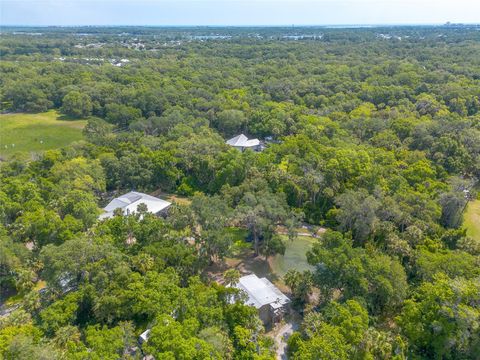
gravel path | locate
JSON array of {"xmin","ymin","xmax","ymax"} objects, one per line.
[{"xmin": 272, "ymin": 314, "xmax": 301, "ymax": 359}]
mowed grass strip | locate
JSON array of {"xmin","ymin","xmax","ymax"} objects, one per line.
[
  {"xmin": 0, "ymin": 110, "xmax": 86, "ymax": 158},
  {"xmin": 464, "ymin": 199, "xmax": 480, "ymax": 242}
]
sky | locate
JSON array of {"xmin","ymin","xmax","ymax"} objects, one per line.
[{"xmin": 1, "ymin": 0, "xmax": 479, "ymax": 26}]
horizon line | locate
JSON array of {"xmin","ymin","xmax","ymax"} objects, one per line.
[{"xmin": 2, "ymin": 22, "xmax": 480, "ymax": 28}]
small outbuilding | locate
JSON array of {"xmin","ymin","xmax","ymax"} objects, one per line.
[
  {"xmin": 138, "ymin": 328, "xmax": 151, "ymax": 344},
  {"xmin": 99, "ymin": 191, "xmax": 171, "ymax": 220},
  {"xmin": 236, "ymin": 274, "xmax": 290, "ymax": 326},
  {"xmin": 226, "ymin": 134, "xmax": 261, "ymax": 152}
]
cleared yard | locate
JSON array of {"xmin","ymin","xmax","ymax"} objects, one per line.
[
  {"xmin": 0, "ymin": 110, "xmax": 86, "ymax": 158},
  {"xmin": 206, "ymin": 229, "xmax": 318, "ymax": 291},
  {"xmin": 149, "ymin": 190, "xmax": 193, "ymax": 206},
  {"xmin": 464, "ymin": 199, "xmax": 480, "ymax": 242},
  {"xmin": 270, "ymin": 235, "xmax": 316, "ymax": 278}
]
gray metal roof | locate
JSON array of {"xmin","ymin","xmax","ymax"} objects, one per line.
[
  {"xmin": 100, "ymin": 191, "xmax": 171, "ymax": 220},
  {"xmin": 226, "ymin": 134, "xmax": 260, "ymax": 148},
  {"xmin": 236, "ymin": 274, "xmax": 290, "ymax": 309}
]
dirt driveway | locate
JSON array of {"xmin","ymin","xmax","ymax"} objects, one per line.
[{"xmin": 270, "ymin": 312, "xmax": 301, "ymax": 359}]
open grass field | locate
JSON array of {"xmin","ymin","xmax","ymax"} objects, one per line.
[
  {"xmin": 0, "ymin": 110, "xmax": 86, "ymax": 158},
  {"xmin": 464, "ymin": 199, "xmax": 480, "ymax": 242},
  {"xmin": 270, "ymin": 235, "xmax": 316, "ymax": 277}
]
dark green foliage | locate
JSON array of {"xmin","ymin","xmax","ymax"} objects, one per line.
[
  {"xmin": 61, "ymin": 91, "xmax": 92, "ymax": 118},
  {"xmin": 307, "ymin": 231, "xmax": 408, "ymax": 315},
  {"xmin": 397, "ymin": 274, "xmax": 480, "ymax": 359},
  {"xmin": 1, "ymin": 26, "xmax": 479, "ymax": 360}
]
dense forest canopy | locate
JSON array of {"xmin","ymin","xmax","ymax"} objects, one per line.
[{"xmin": 0, "ymin": 25, "xmax": 479, "ymax": 359}]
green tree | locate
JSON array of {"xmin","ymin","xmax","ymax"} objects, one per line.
[
  {"xmin": 307, "ymin": 231, "xmax": 408, "ymax": 315},
  {"xmin": 414, "ymin": 247, "xmax": 480, "ymax": 281},
  {"xmin": 397, "ymin": 274, "xmax": 480, "ymax": 359},
  {"xmin": 334, "ymin": 189, "xmax": 380, "ymax": 245},
  {"xmin": 284, "ymin": 269, "xmax": 313, "ymax": 306},
  {"xmin": 143, "ymin": 315, "xmax": 221, "ymax": 359},
  {"xmin": 82, "ymin": 117, "xmax": 114, "ymax": 145},
  {"xmin": 61, "ymin": 91, "xmax": 92, "ymax": 118},
  {"xmin": 83, "ymin": 322, "xmax": 136, "ymax": 360},
  {"xmin": 13, "ymin": 209, "xmax": 80, "ymax": 247},
  {"xmin": 439, "ymin": 191, "xmax": 467, "ymax": 229},
  {"xmin": 223, "ymin": 269, "xmax": 241, "ymax": 286},
  {"xmin": 215, "ymin": 109, "xmax": 246, "ymax": 136},
  {"xmin": 105, "ymin": 103, "xmax": 143, "ymax": 127},
  {"xmin": 50, "ymin": 157, "xmax": 106, "ymax": 195},
  {"xmin": 57, "ymin": 189, "xmax": 100, "ymax": 229},
  {"xmin": 3, "ymin": 81, "xmax": 52, "ymax": 112},
  {"xmin": 288, "ymin": 323, "xmax": 350, "ymax": 360},
  {"xmin": 322, "ymin": 300, "xmax": 369, "ymax": 347},
  {"xmin": 233, "ymin": 179, "xmax": 295, "ymax": 257},
  {"xmin": 39, "ymin": 292, "xmax": 80, "ymax": 336}
]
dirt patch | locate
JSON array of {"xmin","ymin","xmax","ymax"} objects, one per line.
[
  {"xmin": 151, "ymin": 191, "xmax": 192, "ymax": 206},
  {"xmin": 205, "ymin": 252, "xmax": 282, "ymax": 285}
]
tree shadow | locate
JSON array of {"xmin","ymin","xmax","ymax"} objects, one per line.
[
  {"xmin": 237, "ymin": 255, "xmax": 280, "ymax": 283},
  {"xmin": 57, "ymin": 114, "xmax": 83, "ymax": 121},
  {"xmin": 204, "ymin": 253, "xmax": 280, "ymax": 284}
]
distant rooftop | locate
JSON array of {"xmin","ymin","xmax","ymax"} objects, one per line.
[
  {"xmin": 226, "ymin": 134, "xmax": 260, "ymax": 148},
  {"xmin": 139, "ymin": 329, "xmax": 151, "ymax": 344},
  {"xmin": 99, "ymin": 191, "xmax": 171, "ymax": 220},
  {"xmin": 236, "ymin": 274, "xmax": 290, "ymax": 309}
]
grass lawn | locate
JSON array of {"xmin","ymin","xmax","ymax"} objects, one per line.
[
  {"xmin": 226, "ymin": 227, "xmax": 250, "ymax": 255},
  {"xmin": 464, "ymin": 199, "xmax": 480, "ymax": 242},
  {"xmin": 270, "ymin": 235, "xmax": 317, "ymax": 278},
  {"xmin": 0, "ymin": 110, "xmax": 86, "ymax": 158}
]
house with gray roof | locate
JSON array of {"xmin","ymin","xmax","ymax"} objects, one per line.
[
  {"xmin": 226, "ymin": 134, "xmax": 261, "ymax": 151},
  {"xmin": 99, "ymin": 191, "xmax": 171, "ymax": 220},
  {"xmin": 236, "ymin": 274, "xmax": 290, "ymax": 326}
]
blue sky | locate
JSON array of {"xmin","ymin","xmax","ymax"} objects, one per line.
[{"xmin": 1, "ymin": 0, "xmax": 479, "ymax": 26}]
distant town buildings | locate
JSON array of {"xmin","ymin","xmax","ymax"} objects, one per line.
[{"xmin": 99, "ymin": 191, "xmax": 171, "ymax": 220}]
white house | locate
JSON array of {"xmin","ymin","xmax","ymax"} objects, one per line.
[
  {"xmin": 235, "ymin": 274, "xmax": 290, "ymax": 326},
  {"xmin": 99, "ymin": 191, "xmax": 171, "ymax": 220},
  {"xmin": 226, "ymin": 134, "xmax": 261, "ymax": 151}
]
